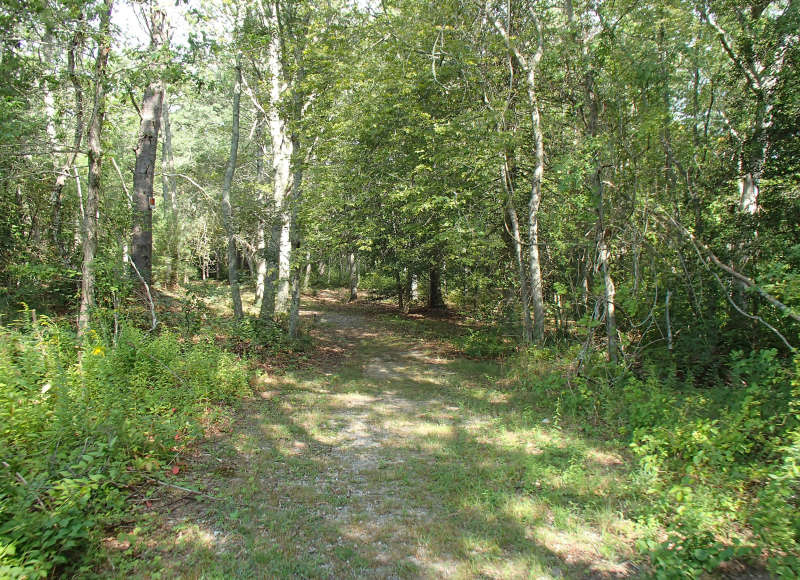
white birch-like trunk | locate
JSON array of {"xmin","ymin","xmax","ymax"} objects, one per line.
[
  {"xmin": 503, "ymin": 156, "xmax": 534, "ymax": 343},
  {"xmin": 491, "ymin": 9, "xmax": 545, "ymax": 342},
  {"xmin": 261, "ymin": 2, "xmax": 294, "ymax": 320},
  {"xmin": 348, "ymin": 252, "xmax": 358, "ymax": 302},
  {"xmin": 254, "ymin": 114, "xmax": 268, "ymax": 306}
]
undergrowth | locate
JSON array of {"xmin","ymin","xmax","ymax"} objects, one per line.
[
  {"xmin": 0, "ymin": 311, "xmax": 251, "ymax": 578},
  {"xmin": 511, "ymin": 346, "xmax": 800, "ymax": 577}
]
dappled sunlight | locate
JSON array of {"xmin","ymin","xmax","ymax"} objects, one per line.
[
  {"xmin": 105, "ymin": 295, "xmax": 649, "ymax": 578},
  {"xmin": 531, "ymin": 526, "xmax": 634, "ymax": 576}
]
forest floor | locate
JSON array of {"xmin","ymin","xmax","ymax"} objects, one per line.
[{"xmin": 97, "ymin": 289, "xmax": 651, "ymax": 579}]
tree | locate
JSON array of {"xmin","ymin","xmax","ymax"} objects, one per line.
[
  {"xmin": 78, "ymin": 0, "xmax": 113, "ymax": 337},
  {"xmin": 131, "ymin": 5, "xmax": 166, "ymax": 287},
  {"xmin": 221, "ymin": 54, "xmax": 244, "ymax": 319}
]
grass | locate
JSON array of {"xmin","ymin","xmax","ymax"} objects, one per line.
[{"xmin": 93, "ymin": 288, "xmax": 654, "ymax": 579}]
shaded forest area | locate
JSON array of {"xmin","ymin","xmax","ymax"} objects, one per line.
[{"xmin": 1, "ymin": 0, "xmax": 799, "ymax": 577}]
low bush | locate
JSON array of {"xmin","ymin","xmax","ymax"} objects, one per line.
[
  {"xmin": 0, "ymin": 312, "xmax": 250, "ymax": 578},
  {"xmin": 510, "ymin": 347, "xmax": 800, "ymax": 577},
  {"xmin": 454, "ymin": 328, "xmax": 517, "ymax": 359}
]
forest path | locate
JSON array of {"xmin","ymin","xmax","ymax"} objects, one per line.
[{"xmin": 110, "ymin": 291, "xmax": 642, "ymax": 579}]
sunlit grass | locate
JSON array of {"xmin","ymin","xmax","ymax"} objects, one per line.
[{"xmin": 98, "ymin": 291, "xmax": 653, "ymax": 579}]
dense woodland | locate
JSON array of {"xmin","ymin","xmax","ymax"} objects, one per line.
[{"xmin": 1, "ymin": 0, "xmax": 799, "ymax": 577}]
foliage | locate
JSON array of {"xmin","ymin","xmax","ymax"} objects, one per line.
[
  {"xmin": 454, "ymin": 328, "xmax": 517, "ymax": 359},
  {"xmin": 510, "ymin": 347, "xmax": 800, "ymax": 575},
  {"xmin": 0, "ymin": 313, "xmax": 250, "ymax": 577}
]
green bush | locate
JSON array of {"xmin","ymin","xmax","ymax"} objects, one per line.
[
  {"xmin": 0, "ymin": 314, "xmax": 250, "ymax": 577},
  {"xmin": 510, "ymin": 347, "xmax": 800, "ymax": 575},
  {"xmin": 455, "ymin": 328, "xmax": 516, "ymax": 359}
]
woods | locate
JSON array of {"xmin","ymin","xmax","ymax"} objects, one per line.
[{"xmin": 1, "ymin": 0, "xmax": 799, "ymax": 577}]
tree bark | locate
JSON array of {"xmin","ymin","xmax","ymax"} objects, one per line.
[
  {"xmin": 428, "ymin": 265, "xmax": 445, "ymax": 309},
  {"xmin": 503, "ymin": 154, "xmax": 534, "ymax": 343},
  {"xmin": 491, "ymin": 8, "xmax": 545, "ymax": 342},
  {"xmin": 131, "ymin": 8, "xmax": 166, "ymax": 287},
  {"xmin": 260, "ymin": 1, "xmax": 294, "ymax": 321},
  {"xmin": 348, "ymin": 252, "xmax": 358, "ymax": 301},
  {"xmin": 303, "ymin": 250, "xmax": 312, "ymax": 291},
  {"xmin": 222, "ymin": 56, "xmax": 244, "ymax": 320},
  {"xmin": 586, "ymin": 70, "xmax": 618, "ymax": 363},
  {"xmin": 161, "ymin": 87, "xmax": 180, "ymax": 287},
  {"xmin": 77, "ymin": 0, "xmax": 112, "ymax": 338},
  {"xmin": 254, "ymin": 112, "xmax": 269, "ymax": 306},
  {"xmin": 287, "ymin": 131, "xmax": 304, "ymax": 337}
]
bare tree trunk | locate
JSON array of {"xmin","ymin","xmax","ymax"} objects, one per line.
[
  {"xmin": 502, "ymin": 154, "xmax": 534, "ymax": 343},
  {"xmin": 161, "ymin": 87, "xmax": 180, "ymax": 287},
  {"xmin": 254, "ymin": 113, "xmax": 268, "ymax": 306},
  {"xmin": 287, "ymin": 131, "xmax": 304, "ymax": 336},
  {"xmin": 491, "ymin": 9, "xmax": 545, "ymax": 342},
  {"xmin": 397, "ymin": 272, "xmax": 406, "ymax": 312},
  {"xmin": 222, "ymin": 56, "xmax": 244, "ymax": 320},
  {"xmin": 526, "ymin": 68, "xmax": 545, "ymax": 342},
  {"xmin": 77, "ymin": 0, "xmax": 112, "ymax": 338},
  {"xmin": 428, "ymin": 265, "xmax": 445, "ymax": 309},
  {"xmin": 260, "ymin": 2, "xmax": 294, "ymax": 321},
  {"xmin": 586, "ymin": 70, "xmax": 618, "ymax": 363},
  {"xmin": 131, "ymin": 8, "xmax": 165, "ymax": 287},
  {"xmin": 303, "ymin": 251, "xmax": 312, "ymax": 291},
  {"xmin": 348, "ymin": 252, "xmax": 358, "ymax": 301},
  {"xmin": 50, "ymin": 26, "xmax": 84, "ymax": 261}
]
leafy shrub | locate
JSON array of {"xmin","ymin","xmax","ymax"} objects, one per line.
[
  {"xmin": 455, "ymin": 328, "xmax": 516, "ymax": 359},
  {"xmin": 509, "ymin": 347, "xmax": 800, "ymax": 575},
  {"xmin": 0, "ymin": 314, "xmax": 250, "ymax": 577}
]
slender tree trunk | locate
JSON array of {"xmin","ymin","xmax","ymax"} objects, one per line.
[
  {"xmin": 254, "ymin": 113, "xmax": 268, "ymax": 306},
  {"xmin": 303, "ymin": 251, "xmax": 312, "ymax": 291},
  {"xmin": 492, "ymin": 9, "xmax": 545, "ymax": 342},
  {"xmin": 131, "ymin": 8, "xmax": 165, "ymax": 286},
  {"xmin": 222, "ymin": 56, "xmax": 244, "ymax": 320},
  {"xmin": 77, "ymin": 0, "xmax": 112, "ymax": 338},
  {"xmin": 526, "ymin": 66, "xmax": 545, "ymax": 342},
  {"xmin": 161, "ymin": 87, "xmax": 180, "ymax": 287},
  {"xmin": 586, "ymin": 70, "xmax": 618, "ymax": 362},
  {"xmin": 397, "ymin": 271, "xmax": 405, "ymax": 312},
  {"xmin": 287, "ymin": 131, "xmax": 304, "ymax": 337},
  {"xmin": 348, "ymin": 252, "xmax": 358, "ymax": 301},
  {"xmin": 503, "ymin": 155, "xmax": 534, "ymax": 343},
  {"xmin": 52, "ymin": 26, "xmax": 84, "ymax": 261}
]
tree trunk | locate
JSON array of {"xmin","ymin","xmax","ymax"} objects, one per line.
[
  {"xmin": 131, "ymin": 9, "xmax": 165, "ymax": 287},
  {"xmin": 526, "ymin": 65, "xmax": 545, "ymax": 342},
  {"xmin": 50, "ymin": 26, "xmax": 84, "ymax": 262},
  {"xmin": 287, "ymin": 130, "xmax": 304, "ymax": 337},
  {"xmin": 260, "ymin": 2, "xmax": 294, "ymax": 321},
  {"xmin": 222, "ymin": 56, "xmax": 243, "ymax": 320},
  {"xmin": 428, "ymin": 265, "xmax": 445, "ymax": 309},
  {"xmin": 161, "ymin": 87, "xmax": 180, "ymax": 287},
  {"xmin": 303, "ymin": 251, "xmax": 312, "ymax": 291},
  {"xmin": 397, "ymin": 272, "xmax": 406, "ymax": 312},
  {"xmin": 348, "ymin": 252, "xmax": 358, "ymax": 301},
  {"xmin": 586, "ymin": 70, "xmax": 618, "ymax": 363},
  {"xmin": 77, "ymin": 0, "xmax": 112, "ymax": 338},
  {"xmin": 254, "ymin": 112, "xmax": 268, "ymax": 306},
  {"xmin": 503, "ymin": 154, "xmax": 534, "ymax": 343},
  {"xmin": 491, "ymin": 10, "xmax": 545, "ymax": 342}
]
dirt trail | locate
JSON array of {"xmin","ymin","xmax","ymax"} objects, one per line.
[{"xmin": 110, "ymin": 293, "xmax": 641, "ymax": 580}]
